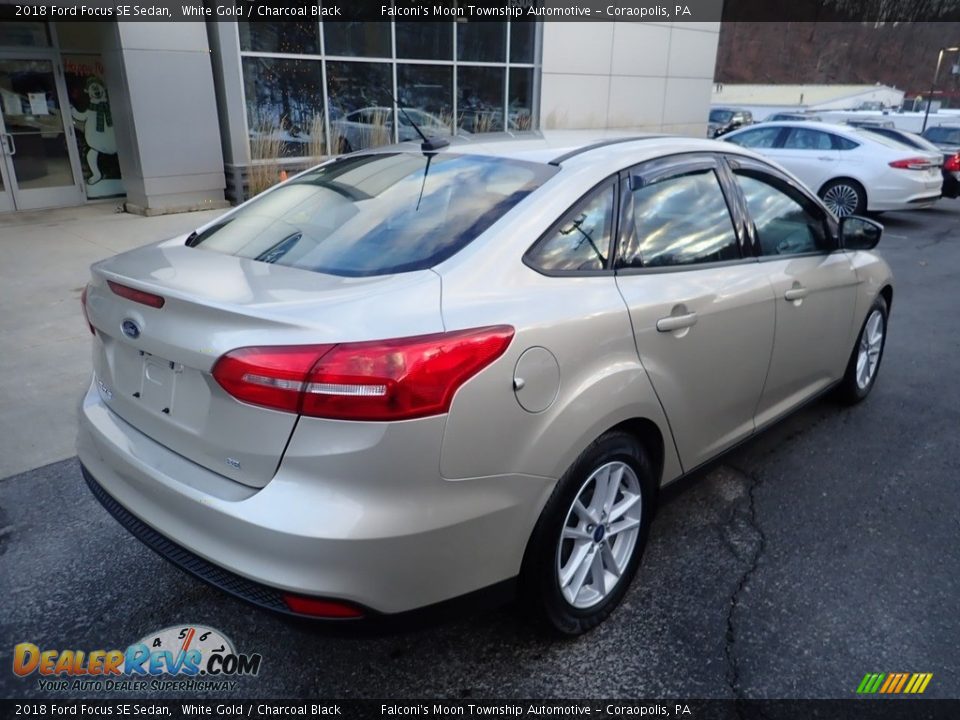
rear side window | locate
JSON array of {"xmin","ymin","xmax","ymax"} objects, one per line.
[
  {"xmin": 783, "ymin": 128, "xmax": 832, "ymax": 150},
  {"xmin": 619, "ymin": 168, "xmax": 740, "ymax": 268},
  {"xmin": 734, "ymin": 170, "xmax": 831, "ymax": 256},
  {"xmin": 525, "ymin": 183, "xmax": 615, "ymax": 272},
  {"xmin": 832, "ymin": 135, "xmax": 859, "ymax": 150},
  {"xmin": 189, "ymin": 153, "xmax": 556, "ymax": 277},
  {"xmin": 725, "ymin": 126, "xmax": 781, "ymax": 149}
]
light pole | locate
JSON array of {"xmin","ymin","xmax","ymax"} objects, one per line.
[{"xmin": 922, "ymin": 46, "xmax": 960, "ymax": 133}]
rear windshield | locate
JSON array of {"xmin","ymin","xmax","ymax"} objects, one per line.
[
  {"xmin": 850, "ymin": 128, "xmax": 912, "ymax": 149},
  {"xmin": 189, "ymin": 153, "xmax": 556, "ymax": 276},
  {"xmin": 924, "ymin": 126, "xmax": 960, "ymax": 145},
  {"xmin": 710, "ymin": 109, "xmax": 733, "ymax": 123},
  {"xmin": 860, "ymin": 128, "xmax": 930, "ymax": 151}
]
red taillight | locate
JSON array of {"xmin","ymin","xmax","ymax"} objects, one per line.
[
  {"xmin": 944, "ymin": 153, "xmax": 960, "ymax": 172},
  {"xmin": 211, "ymin": 345, "xmax": 335, "ymax": 414},
  {"xmin": 282, "ymin": 595, "xmax": 364, "ymax": 619},
  {"xmin": 888, "ymin": 157, "xmax": 936, "ymax": 170},
  {"xmin": 107, "ymin": 280, "xmax": 165, "ymax": 308},
  {"xmin": 211, "ymin": 325, "xmax": 514, "ymax": 421},
  {"xmin": 80, "ymin": 284, "xmax": 95, "ymax": 335}
]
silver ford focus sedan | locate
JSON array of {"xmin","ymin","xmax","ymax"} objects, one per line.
[{"xmin": 78, "ymin": 132, "xmax": 892, "ymax": 634}]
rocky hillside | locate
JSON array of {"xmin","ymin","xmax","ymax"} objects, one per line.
[{"xmin": 716, "ymin": 21, "xmax": 960, "ymax": 103}]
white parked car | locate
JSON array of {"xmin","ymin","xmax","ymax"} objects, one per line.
[{"xmin": 722, "ymin": 121, "xmax": 943, "ymax": 216}]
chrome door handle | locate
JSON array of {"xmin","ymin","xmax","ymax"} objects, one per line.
[
  {"xmin": 2, "ymin": 134, "xmax": 14, "ymax": 156},
  {"xmin": 656, "ymin": 312, "xmax": 698, "ymax": 332},
  {"xmin": 784, "ymin": 287, "xmax": 809, "ymax": 301},
  {"xmin": 817, "ymin": 155, "xmax": 834, "ymax": 161}
]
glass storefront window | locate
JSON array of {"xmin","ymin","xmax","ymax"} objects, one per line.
[
  {"xmin": 63, "ymin": 54, "xmax": 124, "ymax": 198},
  {"xmin": 323, "ymin": 22, "xmax": 390, "ymax": 58},
  {"xmin": 458, "ymin": 66, "xmax": 505, "ymax": 133},
  {"xmin": 242, "ymin": 57, "xmax": 324, "ymax": 157},
  {"xmin": 239, "ymin": 22, "xmax": 319, "ymax": 55},
  {"xmin": 0, "ymin": 22, "xmax": 49, "ymax": 47},
  {"xmin": 457, "ymin": 22, "xmax": 506, "ymax": 63},
  {"xmin": 326, "ymin": 61, "xmax": 394, "ymax": 152},
  {"xmin": 237, "ymin": 21, "xmax": 539, "ymax": 160},
  {"xmin": 395, "ymin": 22, "xmax": 452, "ymax": 60},
  {"xmin": 509, "ymin": 20, "xmax": 536, "ymax": 63},
  {"xmin": 55, "ymin": 22, "xmax": 102, "ymax": 52},
  {"xmin": 509, "ymin": 68, "xmax": 535, "ymax": 131},
  {"xmin": 397, "ymin": 65, "xmax": 453, "ymax": 137}
]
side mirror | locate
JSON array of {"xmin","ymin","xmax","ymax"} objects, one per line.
[{"xmin": 839, "ymin": 215, "xmax": 883, "ymax": 250}]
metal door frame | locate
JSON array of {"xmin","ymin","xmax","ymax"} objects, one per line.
[{"xmin": 0, "ymin": 47, "xmax": 86, "ymax": 211}]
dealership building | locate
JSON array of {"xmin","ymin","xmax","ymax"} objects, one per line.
[{"xmin": 0, "ymin": 19, "xmax": 720, "ymax": 214}]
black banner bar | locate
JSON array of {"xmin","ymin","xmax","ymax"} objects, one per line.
[
  {"xmin": 0, "ymin": 0, "xmax": 959, "ymax": 23},
  {"xmin": 3, "ymin": 700, "xmax": 960, "ymax": 720}
]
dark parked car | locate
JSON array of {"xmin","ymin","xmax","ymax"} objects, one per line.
[
  {"xmin": 708, "ymin": 108, "xmax": 752, "ymax": 138},
  {"xmin": 920, "ymin": 125, "xmax": 960, "ymax": 199}
]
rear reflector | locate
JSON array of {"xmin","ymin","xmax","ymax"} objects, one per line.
[
  {"xmin": 282, "ymin": 595, "xmax": 364, "ymax": 619},
  {"xmin": 107, "ymin": 280, "xmax": 165, "ymax": 308},
  {"xmin": 212, "ymin": 325, "xmax": 514, "ymax": 421},
  {"xmin": 80, "ymin": 284, "xmax": 95, "ymax": 335},
  {"xmin": 888, "ymin": 157, "xmax": 938, "ymax": 170},
  {"xmin": 945, "ymin": 153, "xmax": 960, "ymax": 172}
]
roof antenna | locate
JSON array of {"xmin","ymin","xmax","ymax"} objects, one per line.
[{"xmin": 392, "ymin": 93, "xmax": 450, "ymax": 155}]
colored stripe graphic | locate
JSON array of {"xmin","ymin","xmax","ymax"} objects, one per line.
[
  {"xmin": 894, "ymin": 673, "xmax": 910, "ymax": 693},
  {"xmin": 858, "ymin": 672, "xmax": 932, "ymax": 694}
]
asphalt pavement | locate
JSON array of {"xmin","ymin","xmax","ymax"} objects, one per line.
[{"xmin": 1, "ymin": 202, "xmax": 958, "ymax": 700}]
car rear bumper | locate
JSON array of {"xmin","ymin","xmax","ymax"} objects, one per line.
[
  {"xmin": 868, "ymin": 173, "xmax": 943, "ymax": 211},
  {"xmin": 77, "ymin": 379, "xmax": 554, "ymax": 615}
]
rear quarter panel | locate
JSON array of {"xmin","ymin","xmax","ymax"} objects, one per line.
[
  {"xmin": 433, "ymin": 170, "xmax": 682, "ymax": 491},
  {"xmin": 438, "ymin": 271, "xmax": 679, "ymax": 485}
]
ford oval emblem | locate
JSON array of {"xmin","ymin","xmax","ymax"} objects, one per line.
[{"xmin": 121, "ymin": 319, "xmax": 141, "ymax": 339}]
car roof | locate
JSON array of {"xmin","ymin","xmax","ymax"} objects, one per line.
[
  {"xmin": 363, "ymin": 130, "xmax": 766, "ymax": 168},
  {"xmin": 734, "ymin": 120, "xmax": 855, "ymax": 135}
]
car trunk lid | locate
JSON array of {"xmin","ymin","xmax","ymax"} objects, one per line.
[{"xmin": 84, "ymin": 238, "xmax": 443, "ymax": 488}]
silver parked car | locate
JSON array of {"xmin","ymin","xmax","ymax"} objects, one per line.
[{"xmin": 78, "ymin": 132, "xmax": 893, "ymax": 634}]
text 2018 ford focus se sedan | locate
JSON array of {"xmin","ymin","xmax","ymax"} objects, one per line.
[{"xmin": 78, "ymin": 132, "xmax": 893, "ymax": 634}]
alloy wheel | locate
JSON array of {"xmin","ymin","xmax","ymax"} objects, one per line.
[
  {"xmin": 556, "ymin": 461, "xmax": 643, "ymax": 609},
  {"xmin": 822, "ymin": 184, "xmax": 860, "ymax": 217},
  {"xmin": 856, "ymin": 308, "xmax": 885, "ymax": 390}
]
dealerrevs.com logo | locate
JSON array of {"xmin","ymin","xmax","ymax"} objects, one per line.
[{"xmin": 13, "ymin": 625, "xmax": 262, "ymax": 692}]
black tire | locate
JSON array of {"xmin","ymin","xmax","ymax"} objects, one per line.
[
  {"xmin": 837, "ymin": 295, "xmax": 888, "ymax": 404},
  {"xmin": 819, "ymin": 178, "xmax": 867, "ymax": 217},
  {"xmin": 519, "ymin": 430, "xmax": 657, "ymax": 635}
]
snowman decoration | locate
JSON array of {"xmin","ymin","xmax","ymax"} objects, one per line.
[{"xmin": 71, "ymin": 77, "xmax": 116, "ymax": 185}]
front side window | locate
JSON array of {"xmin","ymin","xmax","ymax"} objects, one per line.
[
  {"xmin": 619, "ymin": 168, "xmax": 740, "ymax": 268},
  {"xmin": 783, "ymin": 128, "xmax": 832, "ymax": 150},
  {"xmin": 190, "ymin": 153, "xmax": 556, "ymax": 277},
  {"xmin": 725, "ymin": 126, "xmax": 781, "ymax": 149},
  {"xmin": 734, "ymin": 170, "xmax": 830, "ymax": 256},
  {"xmin": 525, "ymin": 184, "xmax": 615, "ymax": 272},
  {"xmin": 710, "ymin": 109, "xmax": 733, "ymax": 123}
]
